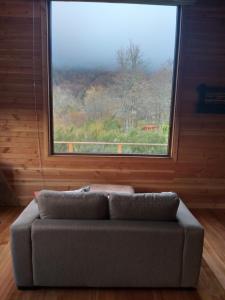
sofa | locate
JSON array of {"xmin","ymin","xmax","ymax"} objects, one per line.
[{"xmin": 10, "ymin": 189, "xmax": 204, "ymax": 289}]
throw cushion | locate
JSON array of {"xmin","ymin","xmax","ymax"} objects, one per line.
[
  {"xmin": 109, "ymin": 192, "xmax": 180, "ymax": 221},
  {"xmin": 36, "ymin": 190, "xmax": 108, "ymax": 220}
]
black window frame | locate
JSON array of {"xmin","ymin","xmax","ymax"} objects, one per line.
[{"xmin": 48, "ymin": 0, "xmax": 181, "ymax": 158}]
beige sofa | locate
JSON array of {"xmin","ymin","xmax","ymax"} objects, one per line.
[{"xmin": 10, "ymin": 191, "xmax": 204, "ymax": 288}]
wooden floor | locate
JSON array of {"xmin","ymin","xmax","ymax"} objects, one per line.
[{"xmin": 0, "ymin": 207, "xmax": 225, "ymax": 300}]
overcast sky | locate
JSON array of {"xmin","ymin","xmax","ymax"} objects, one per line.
[{"xmin": 51, "ymin": 2, "xmax": 177, "ymax": 72}]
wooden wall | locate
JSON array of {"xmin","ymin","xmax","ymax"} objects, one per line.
[{"xmin": 0, "ymin": 0, "xmax": 225, "ymax": 207}]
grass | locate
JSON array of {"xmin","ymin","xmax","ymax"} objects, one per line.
[{"xmin": 53, "ymin": 118, "xmax": 170, "ymax": 155}]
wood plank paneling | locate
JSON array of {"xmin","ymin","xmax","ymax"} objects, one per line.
[{"xmin": 0, "ymin": 0, "xmax": 225, "ymax": 207}]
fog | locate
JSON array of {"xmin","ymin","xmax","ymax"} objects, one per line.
[{"xmin": 51, "ymin": 2, "xmax": 177, "ymax": 71}]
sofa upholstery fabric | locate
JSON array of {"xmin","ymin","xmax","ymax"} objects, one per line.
[
  {"xmin": 10, "ymin": 200, "xmax": 39, "ymax": 287},
  {"xmin": 37, "ymin": 190, "xmax": 108, "ymax": 220},
  {"xmin": 10, "ymin": 198, "xmax": 204, "ymax": 288},
  {"xmin": 32, "ymin": 219, "xmax": 184, "ymax": 287},
  {"xmin": 176, "ymin": 201, "xmax": 204, "ymax": 286},
  {"xmin": 109, "ymin": 192, "xmax": 179, "ymax": 221}
]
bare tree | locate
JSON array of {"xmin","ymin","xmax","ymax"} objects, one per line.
[
  {"xmin": 117, "ymin": 41, "xmax": 143, "ymax": 72},
  {"xmin": 114, "ymin": 42, "xmax": 147, "ymax": 129}
]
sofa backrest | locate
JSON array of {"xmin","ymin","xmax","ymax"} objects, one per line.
[
  {"xmin": 36, "ymin": 190, "xmax": 180, "ymax": 222},
  {"xmin": 109, "ymin": 192, "xmax": 179, "ymax": 221},
  {"xmin": 37, "ymin": 190, "xmax": 108, "ymax": 220}
]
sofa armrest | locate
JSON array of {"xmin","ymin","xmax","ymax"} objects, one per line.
[
  {"xmin": 10, "ymin": 200, "xmax": 39, "ymax": 287},
  {"xmin": 176, "ymin": 200, "xmax": 204, "ymax": 287}
]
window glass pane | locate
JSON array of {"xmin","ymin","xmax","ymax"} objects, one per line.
[{"xmin": 51, "ymin": 1, "xmax": 177, "ymax": 155}]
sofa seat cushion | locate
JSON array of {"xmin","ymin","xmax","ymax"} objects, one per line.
[
  {"xmin": 36, "ymin": 190, "xmax": 108, "ymax": 220},
  {"xmin": 109, "ymin": 192, "xmax": 179, "ymax": 221},
  {"xmin": 31, "ymin": 219, "xmax": 184, "ymax": 287}
]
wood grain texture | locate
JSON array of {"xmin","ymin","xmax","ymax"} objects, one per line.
[
  {"xmin": 1, "ymin": 208, "xmax": 225, "ymax": 299},
  {"xmin": 0, "ymin": 0, "xmax": 225, "ymax": 207}
]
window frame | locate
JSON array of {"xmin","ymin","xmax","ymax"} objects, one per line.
[{"xmin": 43, "ymin": 0, "xmax": 182, "ymax": 159}]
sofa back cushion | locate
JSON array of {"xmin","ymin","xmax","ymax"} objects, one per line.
[
  {"xmin": 34, "ymin": 186, "xmax": 90, "ymax": 202},
  {"xmin": 109, "ymin": 192, "xmax": 179, "ymax": 221},
  {"xmin": 37, "ymin": 190, "xmax": 108, "ymax": 220}
]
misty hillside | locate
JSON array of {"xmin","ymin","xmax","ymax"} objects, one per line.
[{"xmin": 52, "ymin": 44, "xmax": 174, "ymax": 155}]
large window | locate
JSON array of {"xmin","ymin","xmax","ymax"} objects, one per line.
[{"xmin": 50, "ymin": 1, "xmax": 179, "ymax": 156}]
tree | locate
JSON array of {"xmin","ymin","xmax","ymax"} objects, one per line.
[
  {"xmin": 84, "ymin": 85, "xmax": 117, "ymax": 121},
  {"xmin": 113, "ymin": 42, "xmax": 147, "ymax": 130},
  {"xmin": 117, "ymin": 41, "xmax": 143, "ymax": 72},
  {"xmin": 53, "ymin": 85, "xmax": 84, "ymax": 127}
]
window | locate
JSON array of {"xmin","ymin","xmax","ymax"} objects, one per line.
[{"xmin": 49, "ymin": 1, "xmax": 179, "ymax": 156}]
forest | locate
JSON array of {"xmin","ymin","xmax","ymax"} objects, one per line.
[{"xmin": 53, "ymin": 43, "xmax": 174, "ymax": 155}]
